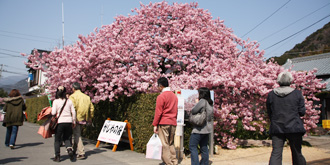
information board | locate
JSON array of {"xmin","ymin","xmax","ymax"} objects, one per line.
[{"xmin": 97, "ymin": 120, "xmax": 127, "ymax": 145}]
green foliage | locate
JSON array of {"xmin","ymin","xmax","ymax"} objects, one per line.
[
  {"xmin": 268, "ymin": 21, "xmax": 330, "ymax": 65},
  {"xmin": 82, "ymin": 94, "xmax": 138, "ymax": 141},
  {"xmin": 82, "ymin": 92, "xmax": 194, "ymax": 154},
  {"xmin": 26, "ymin": 93, "xmax": 270, "ymax": 154},
  {"xmin": 25, "ymin": 96, "xmax": 51, "ymax": 124},
  {"xmin": 126, "ymin": 93, "xmax": 158, "ymax": 153},
  {"xmin": 0, "ymin": 88, "xmax": 8, "ymax": 98},
  {"xmin": 233, "ymin": 120, "xmax": 269, "ymax": 140},
  {"xmin": 183, "ymin": 122, "xmax": 193, "ymax": 154},
  {"xmin": 315, "ymin": 91, "xmax": 330, "ymax": 98}
]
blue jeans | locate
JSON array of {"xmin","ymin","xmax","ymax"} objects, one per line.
[
  {"xmin": 5, "ymin": 125, "xmax": 19, "ymax": 146},
  {"xmin": 189, "ymin": 133, "xmax": 209, "ymax": 165}
]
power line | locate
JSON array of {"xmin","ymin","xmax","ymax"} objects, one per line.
[
  {"xmin": 0, "ymin": 29, "xmax": 59, "ymax": 41},
  {"xmin": 2, "ymin": 64, "xmax": 27, "ymax": 71},
  {"xmin": 0, "ymin": 34, "xmax": 55, "ymax": 44},
  {"xmin": 0, "ymin": 52, "xmax": 25, "ymax": 58},
  {"xmin": 283, "ymin": 49, "xmax": 330, "ymax": 55},
  {"xmin": 0, "ymin": 48, "xmax": 22, "ymax": 54},
  {"xmin": 265, "ymin": 14, "xmax": 330, "ymax": 50},
  {"xmin": 266, "ymin": 48, "xmax": 330, "ymax": 58},
  {"xmin": 242, "ymin": 0, "xmax": 291, "ymax": 38},
  {"xmin": 2, "ymin": 69, "xmax": 27, "ymax": 76},
  {"xmin": 265, "ymin": 27, "xmax": 304, "ymax": 57},
  {"xmin": 259, "ymin": 2, "xmax": 330, "ymax": 42},
  {"xmin": 0, "ymin": 29, "xmax": 76, "ymax": 44}
]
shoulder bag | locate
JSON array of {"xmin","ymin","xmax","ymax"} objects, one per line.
[
  {"xmin": 49, "ymin": 99, "xmax": 67, "ymax": 131},
  {"xmin": 189, "ymin": 99, "xmax": 207, "ymax": 126}
]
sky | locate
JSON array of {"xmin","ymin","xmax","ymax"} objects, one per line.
[{"xmin": 0, "ymin": 0, "xmax": 329, "ymax": 79}]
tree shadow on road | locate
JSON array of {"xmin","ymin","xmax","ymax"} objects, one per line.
[
  {"xmin": 14, "ymin": 142, "xmax": 44, "ymax": 149},
  {"xmin": 308, "ymin": 158, "xmax": 330, "ymax": 164},
  {"xmin": 101, "ymin": 142, "xmax": 132, "ymax": 151},
  {"xmin": 83, "ymin": 148, "xmax": 107, "ymax": 160},
  {"xmin": 0, "ymin": 157, "xmax": 28, "ymax": 164}
]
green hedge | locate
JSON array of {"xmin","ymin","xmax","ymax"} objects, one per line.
[
  {"xmin": 24, "ymin": 93, "xmax": 201, "ymax": 154},
  {"xmin": 25, "ymin": 95, "xmax": 51, "ymax": 124},
  {"xmin": 82, "ymin": 93, "xmax": 193, "ymax": 154}
]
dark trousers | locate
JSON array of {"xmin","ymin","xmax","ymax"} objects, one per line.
[
  {"xmin": 189, "ymin": 133, "xmax": 209, "ymax": 165},
  {"xmin": 269, "ymin": 133, "xmax": 306, "ymax": 165},
  {"xmin": 54, "ymin": 123, "xmax": 73, "ymax": 156}
]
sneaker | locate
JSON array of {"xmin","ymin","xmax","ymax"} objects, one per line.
[
  {"xmin": 53, "ymin": 155, "xmax": 60, "ymax": 162},
  {"xmin": 9, "ymin": 145, "xmax": 14, "ymax": 149},
  {"xmin": 67, "ymin": 148, "xmax": 74, "ymax": 160},
  {"xmin": 76, "ymin": 154, "xmax": 86, "ymax": 160}
]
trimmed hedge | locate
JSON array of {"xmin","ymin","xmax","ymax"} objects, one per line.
[
  {"xmin": 82, "ymin": 92, "xmax": 193, "ymax": 154},
  {"xmin": 25, "ymin": 95, "xmax": 51, "ymax": 124},
  {"xmin": 24, "ymin": 93, "xmax": 270, "ymax": 154},
  {"xmin": 24, "ymin": 93, "xmax": 195, "ymax": 154}
]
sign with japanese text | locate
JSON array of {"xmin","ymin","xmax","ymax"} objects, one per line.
[{"xmin": 97, "ymin": 120, "xmax": 127, "ymax": 145}]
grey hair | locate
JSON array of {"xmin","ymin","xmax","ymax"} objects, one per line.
[
  {"xmin": 72, "ymin": 82, "xmax": 81, "ymax": 90},
  {"xmin": 277, "ymin": 71, "xmax": 293, "ymax": 86}
]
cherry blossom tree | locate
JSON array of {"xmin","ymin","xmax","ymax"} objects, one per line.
[
  {"xmin": 23, "ymin": 1, "xmax": 326, "ymax": 149},
  {"xmin": 184, "ymin": 93, "xmax": 198, "ymax": 112}
]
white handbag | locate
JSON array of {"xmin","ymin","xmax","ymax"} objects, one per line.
[{"xmin": 146, "ymin": 133, "xmax": 162, "ymax": 160}]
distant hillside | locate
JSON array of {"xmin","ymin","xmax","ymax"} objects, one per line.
[
  {"xmin": 271, "ymin": 21, "xmax": 330, "ymax": 65},
  {"xmin": 0, "ymin": 78, "xmax": 28, "ymax": 94},
  {"xmin": 0, "ymin": 75, "xmax": 27, "ymax": 85}
]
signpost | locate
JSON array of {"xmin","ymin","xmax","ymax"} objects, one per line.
[{"xmin": 96, "ymin": 118, "xmax": 134, "ymax": 152}]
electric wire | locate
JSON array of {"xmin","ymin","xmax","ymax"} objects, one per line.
[
  {"xmin": 2, "ymin": 64, "xmax": 27, "ymax": 71},
  {"xmin": 0, "ymin": 29, "xmax": 59, "ymax": 41},
  {"xmin": 0, "ymin": 48, "xmax": 22, "ymax": 54},
  {"xmin": 242, "ymin": 0, "xmax": 291, "ymax": 38},
  {"xmin": 264, "ymin": 14, "xmax": 330, "ymax": 50},
  {"xmin": 1, "ymin": 69, "xmax": 26, "ymax": 76},
  {"xmin": 0, "ymin": 34, "xmax": 55, "ymax": 44},
  {"xmin": 259, "ymin": 2, "xmax": 330, "ymax": 42},
  {"xmin": 0, "ymin": 52, "xmax": 25, "ymax": 58},
  {"xmin": 0, "ymin": 30, "xmax": 77, "ymax": 44}
]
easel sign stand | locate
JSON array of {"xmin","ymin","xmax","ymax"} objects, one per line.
[{"xmin": 96, "ymin": 118, "xmax": 134, "ymax": 152}]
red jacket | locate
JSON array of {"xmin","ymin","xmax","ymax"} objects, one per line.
[{"xmin": 152, "ymin": 89, "xmax": 178, "ymax": 126}]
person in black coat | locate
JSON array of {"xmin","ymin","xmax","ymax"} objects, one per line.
[{"xmin": 266, "ymin": 71, "xmax": 306, "ymax": 165}]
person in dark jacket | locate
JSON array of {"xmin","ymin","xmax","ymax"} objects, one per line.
[
  {"xmin": 3, "ymin": 89, "xmax": 26, "ymax": 149},
  {"xmin": 266, "ymin": 71, "xmax": 306, "ymax": 165},
  {"xmin": 189, "ymin": 87, "xmax": 213, "ymax": 165}
]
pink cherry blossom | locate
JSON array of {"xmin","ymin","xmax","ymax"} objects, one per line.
[{"xmin": 23, "ymin": 1, "xmax": 326, "ymax": 149}]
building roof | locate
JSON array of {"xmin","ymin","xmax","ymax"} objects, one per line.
[
  {"xmin": 282, "ymin": 52, "xmax": 330, "ymax": 76},
  {"xmin": 282, "ymin": 52, "xmax": 330, "ymax": 91},
  {"xmin": 324, "ymin": 78, "xmax": 330, "ymax": 92}
]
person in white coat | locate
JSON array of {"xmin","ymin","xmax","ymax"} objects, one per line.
[{"xmin": 51, "ymin": 86, "xmax": 76, "ymax": 162}]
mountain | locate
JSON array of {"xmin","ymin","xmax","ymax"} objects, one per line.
[
  {"xmin": 0, "ymin": 77, "xmax": 29, "ymax": 94},
  {"xmin": 271, "ymin": 21, "xmax": 330, "ymax": 65},
  {"xmin": 0, "ymin": 75, "xmax": 27, "ymax": 86}
]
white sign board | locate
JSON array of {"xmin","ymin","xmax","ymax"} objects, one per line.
[
  {"xmin": 177, "ymin": 97, "xmax": 185, "ymax": 125},
  {"xmin": 97, "ymin": 120, "xmax": 127, "ymax": 145}
]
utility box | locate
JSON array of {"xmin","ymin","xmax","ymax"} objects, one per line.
[{"xmin": 322, "ymin": 120, "xmax": 330, "ymax": 129}]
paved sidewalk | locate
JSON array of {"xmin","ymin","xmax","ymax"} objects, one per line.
[
  {"xmin": 1, "ymin": 121, "xmax": 330, "ymax": 165},
  {"xmin": 0, "ymin": 121, "xmax": 162, "ymax": 165}
]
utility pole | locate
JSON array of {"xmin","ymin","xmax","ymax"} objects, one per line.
[
  {"xmin": 101, "ymin": 5, "xmax": 104, "ymax": 26},
  {"xmin": 62, "ymin": 2, "xmax": 65, "ymax": 49},
  {"xmin": 0, "ymin": 64, "xmax": 3, "ymax": 79}
]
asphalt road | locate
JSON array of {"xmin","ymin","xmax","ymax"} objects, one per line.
[{"xmin": 0, "ymin": 121, "xmax": 161, "ymax": 165}]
